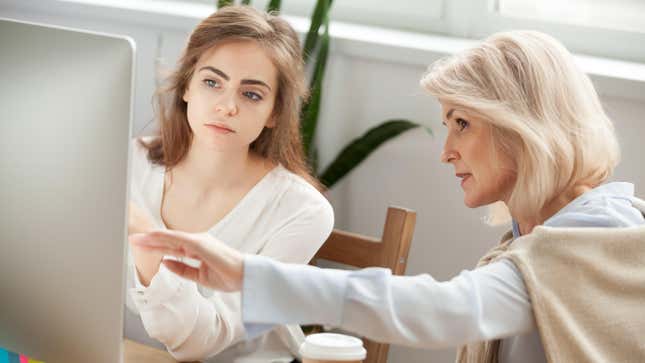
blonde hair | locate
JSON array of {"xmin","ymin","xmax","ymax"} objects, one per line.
[
  {"xmin": 141, "ymin": 6, "xmax": 320, "ymax": 188},
  {"xmin": 421, "ymin": 30, "xmax": 620, "ymax": 223}
]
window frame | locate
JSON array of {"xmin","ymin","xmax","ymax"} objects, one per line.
[
  {"xmin": 466, "ymin": 0, "xmax": 645, "ymax": 62},
  {"xmin": 192, "ymin": 0, "xmax": 645, "ymax": 62}
]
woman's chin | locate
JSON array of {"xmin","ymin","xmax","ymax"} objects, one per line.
[
  {"xmin": 463, "ymin": 194, "xmax": 484, "ymax": 208},
  {"xmin": 195, "ymin": 135, "xmax": 232, "ymax": 150}
]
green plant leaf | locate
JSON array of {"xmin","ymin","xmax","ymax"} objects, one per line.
[
  {"xmin": 217, "ymin": 0, "xmax": 233, "ymax": 8},
  {"xmin": 302, "ymin": 0, "xmax": 333, "ymax": 63},
  {"xmin": 266, "ymin": 0, "xmax": 281, "ymax": 12},
  {"xmin": 300, "ymin": 14, "xmax": 330, "ymax": 168},
  {"xmin": 241, "ymin": 0, "xmax": 252, "ymax": 5},
  {"xmin": 319, "ymin": 120, "xmax": 423, "ymax": 188},
  {"xmin": 310, "ymin": 147, "xmax": 320, "ymax": 176}
]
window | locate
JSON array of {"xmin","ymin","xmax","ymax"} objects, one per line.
[
  {"xmin": 469, "ymin": 0, "xmax": 645, "ymax": 62},
  {"xmin": 283, "ymin": 0, "xmax": 444, "ymax": 33},
  {"xmin": 198, "ymin": 0, "xmax": 445, "ymax": 33},
  {"xmin": 499, "ymin": 0, "xmax": 645, "ymax": 33},
  {"xmin": 182, "ymin": 0, "xmax": 645, "ymax": 62}
]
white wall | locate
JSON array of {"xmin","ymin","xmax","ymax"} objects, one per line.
[{"xmin": 3, "ymin": 2, "xmax": 645, "ymax": 362}]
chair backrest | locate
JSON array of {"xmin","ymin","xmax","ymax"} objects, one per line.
[{"xmin": 311, "ymin": 206, "xmax": 417, "ymax": 363}]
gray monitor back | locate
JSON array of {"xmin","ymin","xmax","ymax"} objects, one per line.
[{"xmin": 0, "ymin": 18, "xmax": 134, "ymax": 363}]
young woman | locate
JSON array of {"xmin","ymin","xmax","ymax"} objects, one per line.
[
  {"xmin": 125, "ymin": 6, "xmax": 333, "ymax": 363},
  {"xmin": 132, "ymin": 31, "xmax": 645, "ymax": 362}
]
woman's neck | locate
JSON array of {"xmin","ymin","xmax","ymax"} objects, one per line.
[
  {"xmin": 172, "ymin": 140, "xmax": 264, "ymax": 192},
  {"xmin": 513, "ymin": 184, "xmax": 593, "ymax": 236}
]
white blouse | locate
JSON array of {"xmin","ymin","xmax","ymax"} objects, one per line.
[{"xmin": 125, "ymin": 138, "xmax": 334, "ymax": 362}]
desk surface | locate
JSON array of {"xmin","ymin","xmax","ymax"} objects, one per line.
[{"xmin": 124, "ymin": 339, "xmax": 200, "ymax": 363}]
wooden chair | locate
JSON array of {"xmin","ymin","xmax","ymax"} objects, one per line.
[{"xmin": 310, "ymin": 206, "xmax": 417, "ymax": 363}]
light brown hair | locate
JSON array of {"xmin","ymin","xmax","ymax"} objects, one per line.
[{"xmin": 141, "ymin": 6, "xmax": 320, "ymax": 188}]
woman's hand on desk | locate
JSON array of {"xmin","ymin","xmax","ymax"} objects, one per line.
[
  {"xmin": 128, "ymin": 201, "xmax": 163, "ymax": 286},
  {"xmin": 130, "ymin": 230, "xmax": 244, "ymax": 292}
]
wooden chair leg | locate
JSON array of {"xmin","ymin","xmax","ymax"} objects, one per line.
[{"xmin": 363, "ymin": 338, "xmax": 389, "ymax": 363}]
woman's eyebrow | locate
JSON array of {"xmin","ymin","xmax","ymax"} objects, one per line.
[
  {"xmin": 441, "ymin": 108, "xmax": 456, "ymax": 126},
  {"xmin": 241, "ymin": 79, "xmax": 271, "ymax": 91},
  {"xmin": 199, "ymin": 66, "xmax": 229, "ymax": 80},
  {"xmin": 199, "ymin": 66, "xmax": 272, "ymax": 91}
]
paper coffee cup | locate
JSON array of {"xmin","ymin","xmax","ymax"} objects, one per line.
[{"xmin": 300, "ymin": 333, "xmax": 367, "ymax": 363}]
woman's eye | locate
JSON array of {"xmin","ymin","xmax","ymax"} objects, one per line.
[
  {"xmin": 456, "ymin": 118, "xmax": 469, "ymax": 131},
  {"xmin": 203, "ymin": 79, "xmax": 219, "ymax": 88},
  {"xmin": 243, "ymin": 91, "xmax": 262, "ymax": 102}
]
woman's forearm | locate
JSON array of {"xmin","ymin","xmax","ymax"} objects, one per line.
[{"xmin": 242, "ymin": 256, "xmax": 535, "ymax": 349}]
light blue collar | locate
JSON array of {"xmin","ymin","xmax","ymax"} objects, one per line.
[{"xmin": 511, "ymin": 182, "xmax": 636, "ymax": 239}]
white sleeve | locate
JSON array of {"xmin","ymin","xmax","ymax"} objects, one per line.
[
  {"xmin": 243, "ymin": 256, "xmax": 535, "ymax": 349},
  {"xmin": 128, "ymin": 194, "xmax": 334, "ymax": 361},
  {"xmin": 129, "ymin": 263, "xmax": 242, "ymax": 362}
]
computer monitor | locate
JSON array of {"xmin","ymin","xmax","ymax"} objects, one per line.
[{"xmin": 0, "ymin": 18, "xmax": 134, "ymax": 363}]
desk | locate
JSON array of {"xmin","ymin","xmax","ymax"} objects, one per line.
[{"xmin": 124, "ymin": 339, "xmax": 200, "ymax": 363}]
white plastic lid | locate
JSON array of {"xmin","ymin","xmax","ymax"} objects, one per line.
[{"xmin": 299, "ymin": 333, "xmax": 367, "ymax": 361}]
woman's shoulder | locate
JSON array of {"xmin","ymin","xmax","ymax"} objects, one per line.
[
  {"xmin": 272, "ymin": 166, "xmax": 325, "ymax": 198},
  {"xmin": 546, "ymin": 182, "xmax": 644, "ymax": 228},
  {"xmin": 263, "ymin": 165, "xmax": 333, "ymax": 222},
  {"xmin": 132, "ymin": 135, "xmax": 157, "ymax": 151},
  {"xmin": 130, "ymin": 136, "xmax": 157, "ymax": 164},
  {"xmin": 130, "ymin": 136, "xmax": 160, "ymax": 185}
]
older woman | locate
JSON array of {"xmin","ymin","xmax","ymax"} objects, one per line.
[{"xmin": 131, "ymin": 31, "xmax": 645, "ymax": 362}]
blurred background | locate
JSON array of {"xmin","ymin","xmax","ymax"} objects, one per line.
[{"xmin": 2, "ymin": 1, "xmax": 644, "ymax": 361}]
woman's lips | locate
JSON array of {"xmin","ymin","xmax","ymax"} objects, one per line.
[
  {"xmin": 457, "ymin": 173, "xmax": 472, "ymax": 187},
  {"xmin": 204, "ymin": 123, "xmax": 234, "ymax": 134}
]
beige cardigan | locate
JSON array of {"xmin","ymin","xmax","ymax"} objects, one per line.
[{"xmin": 458, "ymin": 199, "xmax": 645, "ymax": 363}]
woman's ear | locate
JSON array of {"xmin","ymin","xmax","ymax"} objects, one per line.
[
  {"xmin": 182, "ymin": 87, "xmax": 189, "ymax": 103},
  {"xmin": 265, "ymin": 115, "xmax": 276, "ymax": 128}
]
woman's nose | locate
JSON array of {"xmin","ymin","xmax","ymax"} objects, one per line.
[
  {"xmin": 441, "ymin": 133, "xmax": 460, "ymax": 164},
  {"xmin": 440, "ymin": 149, "xmax": 459, "ymax": 163},
  {"xmin": 214, "ymin": 91, "xmax": 238, "ymax": 116}
]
